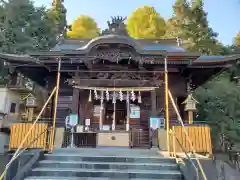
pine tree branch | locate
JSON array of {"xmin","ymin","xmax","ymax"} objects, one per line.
[{"xmin": 0, "ymin": 0, "xmax": 7, "ymax": 5}]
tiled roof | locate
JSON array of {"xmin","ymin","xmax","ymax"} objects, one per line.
[
  {"xmin": 142, "ymin": 44, "xmax": 185, "ymax": 52},
  {"xmin": 50, "ymin": 35, "xmax": 185, "ymax": 53},
  {"xmin": 194, "ymin": 55, "xmax": 240, "ymax": 63}
]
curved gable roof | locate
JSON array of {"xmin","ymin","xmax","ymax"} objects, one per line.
[
  {"xmin": 50, "ymin": 36, "xmax": 185, "ymax": 53},
  {"xmin": 77, "ymin": 34, "xmax": 141, "ymax": 52}
]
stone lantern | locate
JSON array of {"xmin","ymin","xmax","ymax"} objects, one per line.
[{"xmin": 182, "ymin": 94, "xmax": 199, "ymax": 124}]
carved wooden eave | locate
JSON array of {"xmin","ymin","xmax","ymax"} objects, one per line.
[
  {"xmin": 66, "ymin": 72, "xmax": 163, "ymax": 87},
  {"xmin": 67, "ymin": 79, "xmax": 163, "ymax": 87}
]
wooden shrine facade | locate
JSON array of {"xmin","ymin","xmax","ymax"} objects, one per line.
[{"xmin": 1, "ymin": 35, "xmax": 240, "ymax": 148}]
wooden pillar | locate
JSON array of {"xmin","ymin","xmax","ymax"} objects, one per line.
[
  {"xmin": 188, "ymin": 111, "xmax": 193, "ymax": 124},
  {"xmin": 78, "ymin": 90, "xmax": 83, "ymax": 125},
  {"xmin": 71, "ymin": 72, "xmax": 79, "ymax": 114},
  {"xmin": 71, "ymin": 89, "xmax": 79, "ymax": 114},
  {"xmin": 151, "ymin": 89, "xmax": 157, "ymax": 116},
  {"xmin": 99, "ymin": 91, "xmax": 103, "ymax": 130},
  {"xmin": 112, "ymin": 102, "xmax": 116, "ymax": 130},
  {"xmin": 126, "ymin": 96, "xmax": 130, "ymax": 131},
  {"xmin": 27, "ymin": 108, "xmax": 34, "ymax": 122}
]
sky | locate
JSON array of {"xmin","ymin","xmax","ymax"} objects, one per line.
[{"xmin": 34, "ymin": 0, "xmax": 240, "ymax": 45}]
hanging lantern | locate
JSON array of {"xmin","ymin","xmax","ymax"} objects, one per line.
[
  {"xmin": 131, "ymin": 90, "xmax": 136, "ymax": 101},
  {"xmin": 88, "ymin": 89, "xmax": 92, "ymax": 102},
  {"xmin": 138, "ymin": 91, "xmax": 142, "ymax": 103},
  {"xmin": 106, "ymin": 89, "xmax": 110, "ymax": 101},
  {"xmin": 119, "ymin": 89, "xmax": 123, "ymax": 101},
  {"xmin": 94, "ymin": 88, "xmax": 98, "ymax": 100},
  {"xmin": 113, "ymin": 91, "xmax": 116, "ymax": 104}
]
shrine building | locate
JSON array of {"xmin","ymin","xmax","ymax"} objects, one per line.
[{"xmin": 1, "ymin": 29, "xmax": 240, "ymax": 150}]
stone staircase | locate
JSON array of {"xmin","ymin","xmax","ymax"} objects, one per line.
[{"xmin": 24, "ymin": 148, "xmax": 183, "ymax": 180}]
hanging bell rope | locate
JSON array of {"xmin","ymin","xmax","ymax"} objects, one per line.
[
  {"xmin": 88, "ymin": 89, "xmax": 92, "ymax": 102},
  {"xmin": 131, "ymin": 90, "xmax": 136, "ymax": 102},
  {"xmin": 138, "ymin": 91, "xmax": 142, "ymax": 103},
  {"xmin": 126, "ymin": 91, "xmax": 129, "ymax": 103},
  {"xmin": 113, "ymin": 91, "xmax": 116, "ymax": 104},
  {"xmin": 100, "ymin": 90, "xmax": 104, "ymax": 100}
]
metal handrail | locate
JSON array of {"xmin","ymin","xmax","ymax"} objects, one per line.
[
  {"xmin": 168, "ymin": 89, "xmax": 208, "ymax": 180},
  {"xmin": 0, "ymin": 86, "xmax": 57, "ymax": 180},
  {"xmin": 170, "ymin": 130, "xmax": 200, "ymax": 180}
]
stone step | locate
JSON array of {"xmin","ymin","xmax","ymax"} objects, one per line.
[
  {"xmin": 37, "ymin": 160, "xmax": 179, "ymax": 171},
  {"xmin": 29, "ymin": 168, "xmax": 182, "ymax": 179},
  {"xmin": 52, "ymin": 147, "xmax": 157, "ymax": 153},
  {"xmin": 24, "ymin": 177, "xmax": 181, "ymax": 180},
  {"xmin": 44, "ymin": 154, "xmax": 175, "ymax": 164}
]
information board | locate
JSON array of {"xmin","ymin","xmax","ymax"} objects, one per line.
[
  {"xmin": 68, "ymin": 114, "xmax": 78, "ymax": 127},
  {"xmin": 150, "ymin": 117, "xmax": 165, "ymax": 129},
  {"xmin": 150, "ymin": 117, "xmax": 160, "ymax": 130},
  {"xmin": 130, "ymin": 104, "xmax": 140, "ymax": 118}
]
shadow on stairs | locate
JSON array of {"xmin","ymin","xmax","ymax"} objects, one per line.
[{"xmin": 23, "ymin": 148, "xmax": 183, "ymax": 180}]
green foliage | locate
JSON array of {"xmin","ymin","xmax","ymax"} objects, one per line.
[
  {"xmin": 67, "ymin": 15, "xmax": 100, "ymax": 38},
  {"xmin": 0, "ymin": 0, "xmax": 58, "ymax": 53},
  {"xmin": 166, "ymin": 0, "xmax": 223, "ymax": 55},
  {"xmin": 48, "ymin": 0, "xmax": 67, "ymax": 37},
  {"xmin": 164, "ymin": 0, "xmax": 190, "ymax": 39},
  {"xmin": 186, "ymin": 0, "xmax": 220, "ymax": 55},
  {"xmin": 195, "ymin": 73, "xmax": 240, "ymax": 147},
  {"xmin": 127, "ymin": 6, "xmax": 166, "ymax": 39},
  {"xmin": 0, "ymin": 0, "xmax": 60, "ymax": 85}
]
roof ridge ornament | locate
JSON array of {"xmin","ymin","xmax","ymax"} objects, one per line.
[
  {"xmin": 101, "ymin": 16, "xmax": 128, "ymax": 36},
  {"xmin": 176, "ymin": 37, "xmax": 182, "ymax": 47}
]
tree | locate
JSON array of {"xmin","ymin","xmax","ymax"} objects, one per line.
[
  {"xmin": 127, "ymin": 6, "xmax": 166, "ymax": 39},
  {"xmin": 0, "ymin": 0, "xmax": 59, "ymax": 84},
  {"xmin": 166, "ymin": 0, "xmax": 222, "ymax": 55},
  {"xmin": 234, "ymin": 32, "xmax": 240, "ymax": 48},
  {"xmin": 195, "ymin": 73, "xmax": 240, "ymax": 149},
  {"xmin": 67, "ymin": 15, "xmax": 100, "ymax": 38},
  {"xmin": 48, "ymin": 0, "xmax": 67, "ymax": 37},
  {"xmin": 0, "ymin": 0, "xmax": 58, "ymax": 53},
  {"xmin": 163, "ymin": 0, "xmax": 190, "ymax": 39},
  {"xmin": 186, "ymin": 0, "xmax": 220, "ymax": 55}
]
